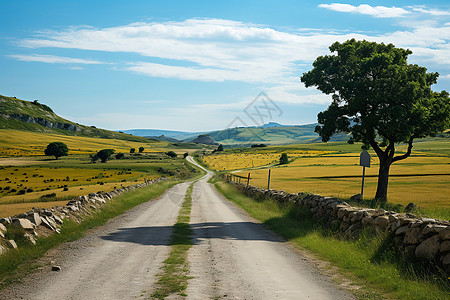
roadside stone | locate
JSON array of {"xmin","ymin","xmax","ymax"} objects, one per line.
[
  {"xmin": 440, "ymin": 240, "xmax": 450, "ymax": 253},
  {"xmin": 350, "ymin": 194, "xmax": 362, "ymax": 201},
  {"xmin": 40, "ymin": 217, "xmax": 55, "ymax": 231},
  {"xmin": 52, "ymin": 265, "xmax": 61, "ymax": 271},
  {"xmin": 0, "ymin": 244, "xmax": 7, "ymax": 254},
  {"xmin": 13, "ymin": 218, "xmax": 35, "ymax": 230},
  {"xmin": 441, "ymin": 252, "xmax": 450, "ymax": 265},
  {"xmin": 0, "ymin": 223, "xmax": 7, "ymax": 238},
  {"xmin": 0, "ymin": 217, "xmax": 12, "ymax": 224},
  {"xmin": 404, "ymin": 202, "xmax": 416, "ymax": 212},
  {"xmin": 8, "ymin": 239, "xmax": 17, "ymax": 249},
  {"xmin": 403, "ymin": 227, "xmax": 422, "ymax": 245},
  {"xmin": 24, "ymin": 232, "xmax": 37, "ymax": 245},
  {"xmin": 395, "ymin": 225, "xmax": 409, "ymax": 235},
  {"xmin": 404, "ymin": 245, "xmax": 417, "ymax": 257},
  {"xmin": 439, "ymin": 228, "xmax": 450, "ymax": 240},
  {"xmin": 374, "ymin": 216, "xmax": 389, "ymax": 229},
  {"xmin": 415, "ymin": 235, "xmax": 440, "ymax": 260},
  {"xmin": 27, "ymin": 212, "xmax": 42, "ymax": 226},
  {"xmin": 361, "ymin": 216, "xmax": 373, "ymax": 227},
  {"xmin": 53, "ymin": 215, "xmax": 64, "ymax": 225},
  {"xmin": 422, "ymin": 224, "xmax": 446, "ymax": 235}
]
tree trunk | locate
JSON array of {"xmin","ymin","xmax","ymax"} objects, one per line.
[{"xmin": 374, "ymin": 158, "xmax": 391, "ymax": 204}]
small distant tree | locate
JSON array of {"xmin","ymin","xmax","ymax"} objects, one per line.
[
  {"xmin": 279, "ymin": 153, "xmax": 288, "ymax": 165},
  {"xmin": 115, "ymin": 153, "xmax": 125, "ymax": 159},
  {"xmin": 97, "ymin": 149, "xmax": 115, "ymax": 163},
  {"xmin": 139, "ymin": 146, "xmax": 144, "ymax": 153},
  {"xmin": 130, "ymin": 148, "xmax": 135, "ymax": 154},
  {"xmin": 183, "ymin": 152, "xmax": 189, "ymax": 159},
  {"xmin": 217, "ymin": 144, "xmax": 224, "ymax": 151},
  {"xmin": 44, "ymin": 142, "xmax": 69, "ymax": 160},
  {"xmin": 166, "ymin": 151, "xmax": 177, "ymax": 158}
]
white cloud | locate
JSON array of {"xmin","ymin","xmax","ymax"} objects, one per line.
[
  {"xmin": 411, "ymin": 7, "xmax": 450, "ymax": 16},
  {"xmin": 8, "ymin": 54, "xmax": 105, "ymax": 64},
  {"xmin": 12, "ymin": 17, "xmax": 450, "ymax": 104},
  {"xmin": 318, "ymin": 3, "xmax": 410, "ymax": 18}
]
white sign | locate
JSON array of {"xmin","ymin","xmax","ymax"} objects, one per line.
[{"xmin": 360, "ymin": 151, "xmax": 371, "ymax": 168}]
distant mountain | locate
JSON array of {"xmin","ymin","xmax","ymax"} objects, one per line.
[
  {"xmin": 122, "ymin": 129, "xmax": 191, "ymax": 139},
  {"xmin": 0, "ymin": 94, "xmax": 152, "ymax": 143},
  {"xmin": 145, "ymin": 135, "xmax": 180, "ymax": 143},
  {"xmin": 123, "ymin": 122, "xmax": 350, "ymax": 147},
  {"xmin": 189, "ymin": 134, "xmax": 218, "ymax": 145},
  {"xmin": 261, "ymin": 122, "xmax": 289, "ymax": 128}
]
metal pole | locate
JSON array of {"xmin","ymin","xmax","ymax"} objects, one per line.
[
  {"xmin": 247, "ymin": 173, "xmax": 250, "ymax": 186},
  {"xmin": 267, "ymin": 169, "xmax": 271, "ymax": 189},
  {"xmin": 361, "ymin": 166, "xmax": 366, "ymax": 197}
]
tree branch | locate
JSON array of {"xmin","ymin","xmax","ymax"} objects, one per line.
[
  {"xmin": 392, "ymin": 136, "xmax": 414, "ymax": 163},
  {"xmin": 368, "ymin": 137, "xmax": 383, "ymax": 158}
]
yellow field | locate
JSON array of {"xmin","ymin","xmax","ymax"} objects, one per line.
[
  {"xmin": 0, "ymin": 129, "xmax": 169, "ymax": 156},
  {"xmin": 203, "ymin": 150, "xmax": 333, "ymax": 170},
  {"xmin": 204, "ymin": 147, "xmax": 450, "ymax": 210},
  {"xmin": 0, "ymin": 200, "xmax": 69, "ymax": 218}
]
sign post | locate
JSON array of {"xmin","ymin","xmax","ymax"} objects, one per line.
[
  {"xmin": 359, "ymin": 151, "xmax": 371, "ymax": 197},
  {"xmin": 267, "ymin": 169, "xmax": 271, "ymax": 190}
]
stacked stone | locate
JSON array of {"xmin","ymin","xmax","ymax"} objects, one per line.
[
  {"xmin": 0, "ymin": 177, "xmax": 166, "ymax": 255},
  {"xmin": 227, "ymin": 179, "xmax": 450, "ymax": 275}
]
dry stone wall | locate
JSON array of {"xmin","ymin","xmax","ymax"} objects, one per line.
[
  {"xmin": 0, "ymin": 178, "xmax": 166, "ymax": 255},
  {"xmin": 228, "ymin": 180, "xmax": 450, "ymax": 275}
]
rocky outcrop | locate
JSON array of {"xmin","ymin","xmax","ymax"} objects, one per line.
[
  {"xmin": 226, "ymin": 178, "xmax": 450, "ymax": 275},
  {"xmin": 0, "ymin": 177, "xmax": 166, "ymax": 254},
  {"xmin": 191, "ymin": 135, "xmax": 217, "ymax": 145},
  {"xmin": 3, "ymin": 113, "xmax": 80, "ymax": 131}
]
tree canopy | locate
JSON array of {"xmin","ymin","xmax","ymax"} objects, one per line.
[
  {"xmin": 301, "ymin": 39, "xmax": 450, "ymax": 202},
  {"xmin": 44, "ymin": 142, "xmax": 69, "ymax": 160},
  {"xmin": 279, "ymin": 153, "xmax": 289, "ymax": 165},
  {"xmin": 96, "ymin": 149, "xmax": 115, "ymax": 163}
]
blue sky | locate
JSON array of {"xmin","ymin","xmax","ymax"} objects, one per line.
[{"xmin": 1, "ymin": 1, "xmax": 450, "ymax": 132}]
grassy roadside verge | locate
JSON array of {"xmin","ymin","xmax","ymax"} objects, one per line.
[
  {"xmin": 152, "ymin": 183, "xmax": 194, "ymax": 299},
  {"xmin": 212, "ymin": 178, "xmax": 450, "ymax": 300},
  {"xmin": 0, "ymin": 180, "xmax": 179, "ymax": 290}
]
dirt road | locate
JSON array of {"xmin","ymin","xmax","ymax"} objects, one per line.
[
  {"xmin": 186, "ymin": 157, "xmax": 353, "ymax": 299},
  {"xmin": 1, "ymin": 158, "xmax": 354, "ymax": 299}
]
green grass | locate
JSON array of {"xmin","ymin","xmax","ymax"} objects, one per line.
[
  {"xmin": 152, "ymin": 183, "xmax": 194, "ymax": 299},
  {"xmin": 0, "ymin": 180, "xmax": 178, "ymax": 290},
  {"xmin": 212, "ymin": 178, "xmax": 450, "ymax": 300}
]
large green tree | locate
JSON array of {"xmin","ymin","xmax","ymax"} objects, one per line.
[
  {"xmin": 44, "ymin": 142, "xmax": 69, "ymax": 160},
  {"xmin": 301, "ymin": 39, "xmax": 450, "ymax": 203}
]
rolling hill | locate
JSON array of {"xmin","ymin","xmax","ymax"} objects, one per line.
[
  {"xmin": 123, "ymin": 122, "xmax": 350, "ymax": 146},
  {"xmin": 0, "ymin": 94, "xmax": 151, "ymax": 143}
]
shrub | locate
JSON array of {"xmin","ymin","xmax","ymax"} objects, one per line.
[
  {"xmin": 279, "ymin": 153, "xmax": 289, "ymax": 165},
  {"xmin": 130, "ymin": 148, "xmax": 135, "ymax": 154},
  {"xmin": 40, "ymin": 193, "xmax": 56, "ymax": 198},
  {"xmin": 183, "ymin": 152, "xmax": 189, "ymax": 159},
  {"xmin": 138, "ymin": 146, "xmax": 144, "ymax": 153},
  {"xmin": 115, "ymin": 153, "xmax": 125, "ymax": 159},
  {"xmin": 166, "ymin": 151, "xmax": 177, "ymax": 158}
]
